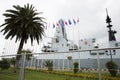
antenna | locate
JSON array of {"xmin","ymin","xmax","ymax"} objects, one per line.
[
  {"xmin": 105, "ymin": 9, "xmax": 117, "ymax": 41},
  {"xmin": 106, "ymin": 8, "xmax": 111, "ymax": 23},
  {"xmin": 106, "ymin": 8, "xmax": 108, "ymax": 16}
]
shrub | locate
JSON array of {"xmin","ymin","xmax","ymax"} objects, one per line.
[
  {"xmin": 20, "ymin": 49, "xmax": 32, "ymax": 61},
  {"xmin": 0, "ymin": 58, "xmax": 10, "ymax": 70},
  {"xmin": 67, "ymin": 56, "xmax": 72, "ymax": 60},
  {"xmin": 105, "ymin": 61, "xmax": 118, "ymax": 77},
  {"xmin": 10, "ymin": 57, "xmax": 16, "ymax": 67},
  {"xmin": 44, "ymin": 60, "xmax": 53, "ymax": 71},
  {"xmin": 73, "ymin": 62, "xmax": 79, "ymax": 74}
]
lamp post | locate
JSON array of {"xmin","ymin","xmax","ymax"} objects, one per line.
[
  {"xmin": 106, "ymin": 49, "xmax": 116, "ymax": 61},
  {"xmin": 95, "ymin": 45, "xmax": 101, "ymax": 80}
]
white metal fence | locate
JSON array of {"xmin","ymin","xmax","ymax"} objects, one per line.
[{"xmin": 0, "ymin": 47, "xmax": 120, "ymax": 80}]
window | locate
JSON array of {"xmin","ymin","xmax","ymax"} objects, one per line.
[
  {"xmin": 90, "ymin": 52, "xmax": 105, "ymax": 55},
  {"xmin": 90, "ymin": 53, "xmax": 97, "ymax": 55}
]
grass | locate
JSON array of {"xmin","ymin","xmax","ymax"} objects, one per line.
[
  {"xmin": 0, "ymin": 68, "xmax": 86, "ymax": 80},
  {"xmin": 24, "ymin": 69, "xmax": 87, "ymax": 80},
  {"xmin": 0, "ymin": 68, "xmax": 19, "ymax": 80},
  {"xmin": 0, "ymin": 68, "xmax": 120, "ymax": 80}
]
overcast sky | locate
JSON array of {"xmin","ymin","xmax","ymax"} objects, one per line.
[{"xmin": 0, "ymin": 0, "xmax": 120, "ymax": 54}]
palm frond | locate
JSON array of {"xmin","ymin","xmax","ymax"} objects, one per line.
[{"xmin": 1, "ymin": 3, "xmax": 45, "ymax": 48}]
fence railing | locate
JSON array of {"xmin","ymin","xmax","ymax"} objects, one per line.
[{"xmin": 0, "ymin": 47, "xmax": 120, "ymax": 80}]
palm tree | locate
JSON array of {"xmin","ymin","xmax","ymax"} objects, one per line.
[
  {"xmin": 44, "ymin": 60, "xmax": 53, "ymax": 71},
  {"xmin": 0, "ymin": 4, "xmax": 45, "ymax": 72},
  {"xmin": 67, "ymin": 56, "xmax": 72, "ymax": 70}
]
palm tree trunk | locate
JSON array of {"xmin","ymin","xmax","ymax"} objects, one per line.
[{"xmin": 14, "ymin": 38, "xmax": 24, "ymax": 73}]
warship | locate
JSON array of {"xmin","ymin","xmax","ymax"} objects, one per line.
[{"xmin": 37, "ymin": 10, "xmax": 120, "ymax": 69}]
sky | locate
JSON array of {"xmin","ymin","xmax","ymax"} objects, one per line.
[{"xmin": 0, "ymin": 0, "xmax": 120, "ymax": 54}]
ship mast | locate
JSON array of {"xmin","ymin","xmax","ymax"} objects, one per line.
[{"xmin": 106, "ymin": 8, "xmax": 117, "ymax": 41}]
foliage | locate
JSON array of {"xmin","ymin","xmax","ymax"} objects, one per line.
[
  {"xmin": 0, "ymin": 4, "xmax": 45, "ymax": 44},
  {"xmin": 73, "ymin": 62, "xmax": 79, "ymax": 74},
  {"xmin": 0, "ymin": 3, "xmax": 45, "ymax": 71},
  {"xmin": 67, "ymin": 56, "xmax": 72, "ymax": 69},
  {"xmin": 44, "ymin": 60, "xmax": 53, "ymax": 71},
  {"xmin": 10, "ymin": 57, "xmax": 16, "ymax": 67},
  {"xmin": 20, "ymin": 49, "xmax": 32, "ymax": 61},
  {"xmin": 105, "ymin": 61, "xmax": 118, "ymax": 77},
  {"xmin": 0, "ymin": 58, "xmax": 10, "ymax": 70},
  {"xmin": 1, "ymin": 68, "xmax": 120, "ymax": 80},
  {"xmin": 67, "ymin": 56, "xmax": 72, "ymax": 60},
  {"xmin": 26, "ymin": 68, "xmax": 120, "ymax": 80},
  {"xmin": 19, "ymin": 49, "xmax": 32, "ymax": 53}
]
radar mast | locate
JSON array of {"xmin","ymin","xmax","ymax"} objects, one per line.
[{"xmin": 106, "ymin": 8, "xmax": 116, "ymax": 41}]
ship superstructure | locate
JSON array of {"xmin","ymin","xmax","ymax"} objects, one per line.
[
  {"xmin": 42, "ymin": 19, "xmax": 79, "ymax": 52},
  {"xmin": 39, "ymin": 11, "xmax": 120, "ymax": 69}
]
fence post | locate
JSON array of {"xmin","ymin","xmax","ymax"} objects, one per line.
[
  {"xmin": 62, "ymin": 53, "xmax": 65, "ymax": 70},
  {"xmin": 97, "ymin": 50, "xmax": 101, "ymax": 80},
  {"xmin": 78, "ymin": 52, "xmax": 81, "ymax": 70},
  {"xmin": 19, "ymin": 53, "xmax": 26, "ymax": 80}
]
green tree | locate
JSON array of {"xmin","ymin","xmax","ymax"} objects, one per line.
[
  {"xmin": 10, "ymin": 57, "xmax": 16, "ymax": 67},
  {"xmin": 0, "ymin": 58, "xmax": 10, "ymax": 70},
  {"xmin": 0, "ymin": 4, "xmax": 45, "ymax": 72},
  {"xmin": 73, "ymin": 62, "xmax": 79, "ymax": 74},
  {"xmin": 20, "ymin": 49, "xmax": 32, "ymax": 61},
  {"xmin": 44, "ymin": 60, "xmax": 53, "ymax": 71},
  {"xmin": 67, "ymin": 56, "xmax": 72, "ymax": 69},
  {"xmin": 67, "ymin": 56, "xmax": 72, "ymax": 61},
  {"xmin": 105, "ymin": 61, "xmax": 118, "ymax": 77}
]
